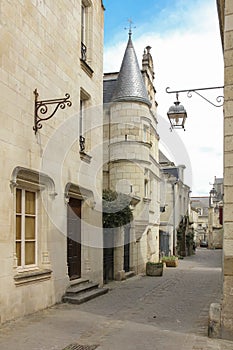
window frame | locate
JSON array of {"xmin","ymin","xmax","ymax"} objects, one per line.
[
  {"xmin": 79, "ymin": 88, "xmax": 91, "ymax": 153},
  {"xmin": 144, "ymin": 179, "xmax": 149, "ymax": 198},
  {"xmin": 81, "ymin": 3, "xmax": 87, "ymax": 61},
  {"xmin": 81, "ymin": 0, "xmax": 92, "ymax": 62},
  {"xmin": 143, "ymin": 125, "xmax": 148, "ymax": 142},
  {"xmin": 15, "ymin": 188, "xmax": 38, "ymax": 270},
  {"xmin": 81, "ymin": 3, "xmax": 87, "ymax": 45},
  {"xmin": 197, "ymin": 207, "xmax": 203, "ymax": 215},
  {"xmin": 80, "ymin": 98, "xmax": 84, "ymax": 137}
]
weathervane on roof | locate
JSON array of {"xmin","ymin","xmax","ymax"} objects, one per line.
[{"xmin": 125, "ymin": 18, "xmax": 136, "ymax": 37}]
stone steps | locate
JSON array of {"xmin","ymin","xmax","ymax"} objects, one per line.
[
  {"xmin": 125, "ymin": 271, "xmax": 135, "ymax": 279},
  {"xmin": 63, "ymin": 278, "xmax": 109, "ymax": 305}
]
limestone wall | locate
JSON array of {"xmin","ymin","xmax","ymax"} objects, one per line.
[
  {"xmin": 219, "ymin": 0, "xmax": 233, "ymax": 339},
  {"xmin": 0, "ymin": 0, "xmax": 104, "ymax": 323}
]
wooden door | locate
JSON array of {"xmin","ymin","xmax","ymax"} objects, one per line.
[
  {"xmin": 124, "ymin": 226, "xmax": 130, "ymax": 272},
  {"xmin": 67, "ymin": 198, "xmax": 82, "ymax": 280},
  {"xmin": 103, "ymin": 229, "xmax": 114, "ymax": 283},
  {"xmin": 159, "ymin": 230, "xmax": 170, "ymax": 256}
]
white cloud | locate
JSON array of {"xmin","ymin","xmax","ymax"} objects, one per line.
[{"xmin": 104, "ymin": 1, "xmax": 223, "ymax": 195}]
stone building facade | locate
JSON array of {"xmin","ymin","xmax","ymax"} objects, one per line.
[
  {"xmin": 159, "ymin": 151, "xmax": 190, "ymax": 256},
  {"xmin": 190, "ymin": 197, "xmax": 209, "ymax": 245},
  {"xmin": 190, "ymin": 178, "xmax": 223, "ymax": 250},
  {"xmin": 103, "ymin": 35, "xmax": 160, "ymax": 279},
  {"xmin": 217, "ymin": 0, "xmax": 233, "ymax": 340},
  {"xmin": 0, "ymin": 0, "xmax": 104, "ymax": 324}
]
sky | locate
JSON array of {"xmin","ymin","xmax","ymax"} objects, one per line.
[{"xmin": 103, "ymin": 0, "xmax": 224, "ymax": 196}]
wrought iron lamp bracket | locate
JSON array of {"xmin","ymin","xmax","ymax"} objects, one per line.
[
  {"xmin": 33, "ymin": 89, "xmax": 72, "ymax": 134},
  {"xmin": 166, "ymin": 86, "xmax": 224, "ymax": 108},
  {"xmin": 79, "ymin": 135, "xmax": 86, "ymax": 152}
]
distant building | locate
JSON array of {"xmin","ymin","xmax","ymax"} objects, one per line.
[
  {"xmin": 190, "ymin": 197, "xmax": 209, "ymax": 245},
  {"xmin": 159, "ymin": 151, "xmax": 191, "ymax": 257},
  {"xmin": 190, "ymin": 178, "xmax": 223, "ymax": 249}
]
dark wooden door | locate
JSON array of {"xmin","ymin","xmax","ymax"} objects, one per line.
[
  {"xmin": 103, "ymin": 229, "xmax": 114, "ymax": 283},
  {"xmin": 67, "ymin": 198, "xmax": 82, "ymax": 280},
  {"xmin": 159, "ymin": 230, "xmax": 170, "ymax": 256},
  {"xmin": 124, "ymin": 226, "xmax": 130, "ymax": 272}
]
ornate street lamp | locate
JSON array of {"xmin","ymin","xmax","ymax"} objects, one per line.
[
  {"xmin": 167, "ymin": 93, "xmax": 187, "ymax": 131},
  {"xmin": 166, "ymin": 86, "xmax": 224, "ymax": 131},
  {"xmin": 209, "ymin": 186, "xmax": 217, "ymax": 207}
]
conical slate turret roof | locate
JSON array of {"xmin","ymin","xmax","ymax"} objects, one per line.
[{"xmin": 112, "ymin": 34, "xmax": 151, "ymax": 107}]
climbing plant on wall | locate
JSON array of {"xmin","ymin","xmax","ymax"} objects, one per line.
[{"xmin": 102, "ymin": 189, "xmax": 133, "ymax": 228}]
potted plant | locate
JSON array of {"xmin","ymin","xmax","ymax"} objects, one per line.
[
  {"xmin": 162, "ymin": 255, "xmax": 179, "ymax": 267},
  {"xmin": 146, "ymin": 261, "xmax": 163, "ymax": 276}
]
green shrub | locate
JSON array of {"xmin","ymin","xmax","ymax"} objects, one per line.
[
  {"xmin": 102, "ymin": 189, "xmax": 133, "ymax": 228},
  {"xmin": 162, "ymin": 255, "xmax": 178, "ymax": 261},
  {"xmin": 146, "ymin": 262, "xmax": 163, "ymax": 267}
]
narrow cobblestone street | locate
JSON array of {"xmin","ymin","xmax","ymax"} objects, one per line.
[{"xmin": 1, "ymin": 249, "xmax": 233, "ymax": 350}]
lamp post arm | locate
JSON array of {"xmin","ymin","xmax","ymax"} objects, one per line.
[
  {"xmin": 166, "ymin": 86, "xmax": 224, "ymax": 107},
  {"xmin": 189, "ymin": 90, "xmax": 224, "ymax": 108}
]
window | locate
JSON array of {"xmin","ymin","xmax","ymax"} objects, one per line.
[
  {"xmin": 81, "ymin": 0, "xmax": 92, "ymax": 62},
  {"xmin": 11, "ymin": 167, "xmax": 55, "ymax": 284},
  {"xmin": 81, "ymin": 3, "xmax": 87, "ymax": 61},
  {"xmin": 79, "ymin": 88, "xmax": 90, "ymax": 153},
  {"xmin": 79, "ymin": 98, "xmax": 85, "ymax": 151},
  {"xmin": 143, "ymin": 125, "xmax": 149, "ymax": 142},
  {"xmin": 80, "ymin": 1, "xmax": 94, "ymax": 77},
  {"xmin": 80, "ymin": 99, "xmax": 84, "ymax": 136},
  {"xmin": 144, "ymin": 179, "xmax": 149, "ymax": 197},
  {"xmin": 16, "ymin": 188, "xmax": 37, "ymax": 268}
]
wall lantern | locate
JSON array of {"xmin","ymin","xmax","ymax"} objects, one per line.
[
  {"xmin": 210, "ymin": 187, "xmax": 217, "ymax": 197},
  {"xmin": 209, "ymin": 186, "xmax": 217, "ymax": 207},
  {"xmin": 167, "ymin": 93, "xmax": 187, "ymax": 131},
  {"xmin": 33, "ymin": 89, "xmax": 72, "ymax": 134},
  {"xmin": 166, "ymin": 86, "xmax": 224, "ymax": 131}
]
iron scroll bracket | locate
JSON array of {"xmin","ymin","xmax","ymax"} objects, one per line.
[
  {"xmin": 33, "ymin": 89, "xmax": 72, "ymax": 134},
  {"xmin": 166, "ymin": 86, "xmax": 224, "ymax": 108}
]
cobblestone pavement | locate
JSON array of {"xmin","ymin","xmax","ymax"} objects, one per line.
[{"xmin": 0, "ymin": 249, "xmax": 233, "ymax": 350}]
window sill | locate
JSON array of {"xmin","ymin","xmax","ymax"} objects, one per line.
[
  {"xmin": 143, "ymin": 197, "xmax": 151, "ymax": 204},
  {"xmin": 14, "ymin": 269, "xmax": 52, "ymax": 286},
  {"xmin": 80, "ymin": 59, "xmax": 94, "ymax": 77},
  {"xmin": 80, "ymin": 151, "xmax": 92, "ymax": 164}
]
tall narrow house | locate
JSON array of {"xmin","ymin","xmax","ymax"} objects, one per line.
[
  {"xmin": 217, "ymin": 0, "xmax": 233, "ymax": 340},
  {"xmin": 0, "ymin": 0, "xmax": 105, "ymax": 324},
  {"xmin": 103, "ymin": 33, "xmax": 160, "ymax": 280}
]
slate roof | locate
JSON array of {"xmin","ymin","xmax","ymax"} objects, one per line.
[
  {"xmin": 111, "ymin": 34, "xmax": 151, "ymax": 106},
  {"xmin": 190, "ymin": 197, "xmax": 209, "ymax": 208},
  {"xmin": 162, "ymin": 167, "xmax": 179, "ymax": 180},
  {"xmin": 103, "ymin": 78, "xmax": 117, "ymax": 104},
  {"xmin": 159, "ymin": 150, "xmax": 175, "ymax": 166}
]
